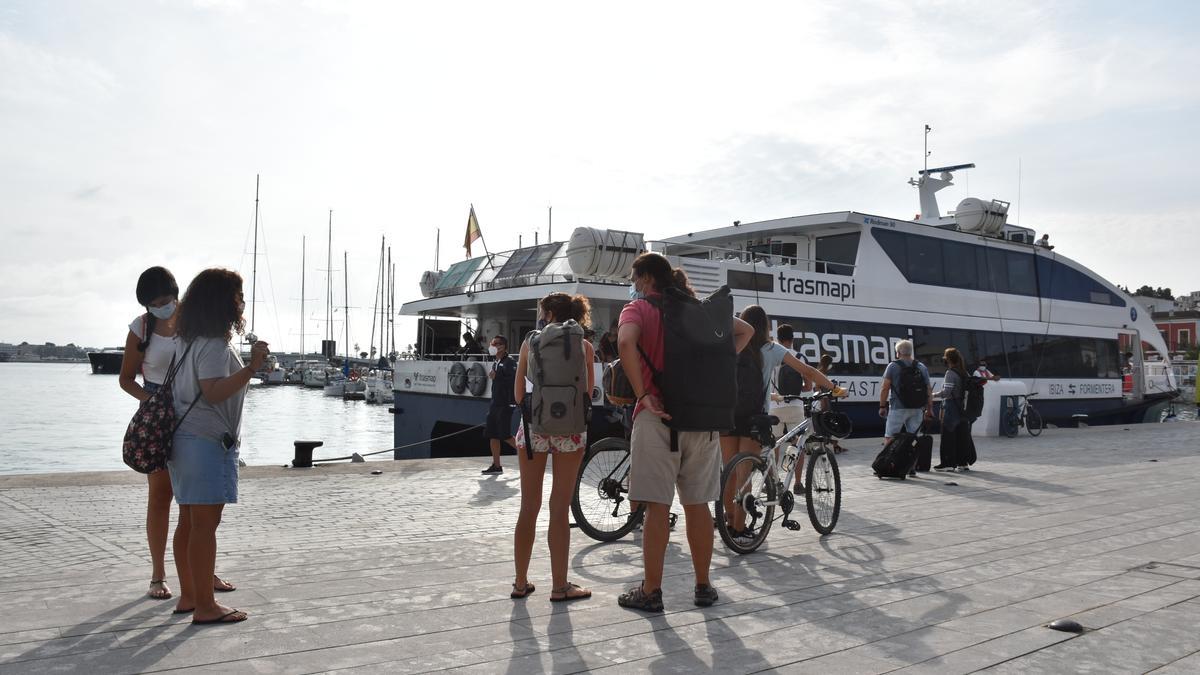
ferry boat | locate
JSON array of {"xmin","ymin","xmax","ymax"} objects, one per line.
[
  {"xmin": 87, "ymin": 349, "xmax": 124, "ymax": 374},
  {"xmin": 393, "ymin": 163, "xmax": 1177, "ymax": 458}
]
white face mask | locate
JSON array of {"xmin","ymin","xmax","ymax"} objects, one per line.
[
  {"xmin": 488, "ymin": 345, "xmax": 499, "ymax": 356},
  {"xmin": 148, "ymin": 301, "xmax": 176, "ymax": 320}
]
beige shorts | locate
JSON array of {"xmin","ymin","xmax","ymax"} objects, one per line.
[{"xmin": 628, "ymin": 412, "xmax": 721, "ymax": 506}]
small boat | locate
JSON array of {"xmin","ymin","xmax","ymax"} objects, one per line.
[
  {"xmin": 364, "ymin": 369, "xmax": 394, "ymax": 404},
  {"xmin": 87, "ymin": 349, "xmax": 124, "ymax": 374}
]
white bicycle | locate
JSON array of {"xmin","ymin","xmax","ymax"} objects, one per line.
[{"xmin": 716, "ymin": 391, "xmax": 851, "ymax": 554}]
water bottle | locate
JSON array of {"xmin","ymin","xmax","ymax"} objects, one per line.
[{"xmin": 782, "ymin": 444, "xmax": 799, "ymax": 473}]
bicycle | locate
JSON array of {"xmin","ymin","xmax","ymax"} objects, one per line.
[
  {"xmin": 1003, "ymin": 392, "xmax": 1043, "ymax": 438},
  {"xmin": 715, "ymin": 391, "xmax": 848, "ymax": 555}
]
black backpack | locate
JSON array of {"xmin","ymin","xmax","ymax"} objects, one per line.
[
  {"xmin": 776, "ymin": 359, "xmax": 805, "ymax": 397},
  {"xmin": 962, "ymin": 375, "xmax": 986, "ymax": 422},
  {"xmin": 734, "ymin": 349, "xmax": 765, "ymax": 420},
  {"xmin": 872, "ymin": 430, "xmax": 918, "ymax": 479},
  {"xmin": 638, "ymin": 285, "xmax": 736, "ymax": 434},
  {"xmin": 894, "ymin": 360, "xmax": 928, "ymax": 409}
]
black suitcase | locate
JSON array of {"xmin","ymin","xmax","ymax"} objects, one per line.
[
  {"xmin": 913, "ymin": 429, "xmax": 933, "ymax": 472},
  {"xmin": 872, "ymin": 432, "xmax": 918, "ymax": 479}
]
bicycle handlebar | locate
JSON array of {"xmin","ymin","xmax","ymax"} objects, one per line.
[{"xmin": 780, "ymin": 390, "xmax": 837, "ymax": 403}]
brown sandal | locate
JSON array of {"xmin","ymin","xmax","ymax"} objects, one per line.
[
  {"xmin": 550, "ymin": 583, "xmax": 592, "ymax": 602},
  {"xmin": 511, "ymin": 582, "xmax": 536, "ymax": 599}
]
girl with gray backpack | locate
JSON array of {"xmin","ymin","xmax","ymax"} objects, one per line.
[{"xmin": 510, "ymin": 292, "xmax": 595, "ymax": 603}]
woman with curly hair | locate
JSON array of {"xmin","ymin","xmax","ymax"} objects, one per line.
[{"xmin": 169, "ymin": 269, "xmax": 268, "ymax": 625}]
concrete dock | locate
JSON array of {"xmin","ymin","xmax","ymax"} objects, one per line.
[{"xmin": 2, "ymin": 422, "xmax": 1199, "ymax": 673}]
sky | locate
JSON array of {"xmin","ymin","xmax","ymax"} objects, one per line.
[{"xmin": 2, "ymin": 0, "xmax": 1198, "ymax": 351}]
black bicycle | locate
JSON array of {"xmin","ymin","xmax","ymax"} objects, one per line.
[
  {"xmin": 571, "ymin": 406, "xmax": 645, "ymax": 541},
  {"xmin": 1004, "ymin": 392, "xmax": 1043, "ymax": 438}
]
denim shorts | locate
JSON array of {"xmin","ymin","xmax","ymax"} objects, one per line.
[
  {"xmin": 168, "ymin": 431, "xmax": 239, "ymax": 505},
  {"xmin": 885, "ymin": 407, "xmax": 924, "ymax": 437},
  {"xmin": 143, "ymin": 381, "xmax": 161, "ymax": 394}
]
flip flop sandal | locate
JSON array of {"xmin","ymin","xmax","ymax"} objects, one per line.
[
  {"xmin": 172, "ymin": 608, "xmax": 194, "ymax": 614},
  {"xmin": 192, "ymin": 609, "xmax": 247, "ymax": 625},
  {"xmin": 213, "ymin": 575, "xmax": 237, "ymax": 592},
  {"xmin": 147, "ymin": 580, "xmax": 173, "ymax": 600},
  {"xmin": 510, "ymin": 582, "xmax": 536, "ymax": 599},
  {"xmin": 550, "ymin": 583, "xmax": 592, "ymax": 603}
]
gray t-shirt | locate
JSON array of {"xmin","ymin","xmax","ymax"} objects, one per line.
[
  {"xmin": 882, "ymin": 358, "xmax": 931, "ymax": 408},
  {"xmin": 172, "ymin": 337, "xmax": 247, "ymax": 441}
]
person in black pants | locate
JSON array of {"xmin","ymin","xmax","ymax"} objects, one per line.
[
  {"xmin": 483, "ymin": 335, "xmax": 517, "ymax": 474},
  {"xmin": 933, "ymin": 347, "xmax": 974, "ymax": 472}
]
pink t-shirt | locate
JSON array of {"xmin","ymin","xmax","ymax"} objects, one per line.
[{"xmin": 618, "ymin": 294, "xmax": 664, "ymax": 419}]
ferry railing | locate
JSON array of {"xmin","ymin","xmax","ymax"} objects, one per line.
[{"xmin": 652, "ymin": 240, "xmax": 857, "ymax": 276}]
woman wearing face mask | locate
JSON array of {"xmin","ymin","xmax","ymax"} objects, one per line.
[
  {"xmin": 170, "ymin": 269, "xmax": 267, "ymax": 624},
  {"xmin": 119, "ymin": 267, "xmax": 236, "ymax": 601}
]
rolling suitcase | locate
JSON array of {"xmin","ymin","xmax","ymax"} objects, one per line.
[{"xmin": 872, "ymin": 431, "xmax": 918, "ymax": 480}]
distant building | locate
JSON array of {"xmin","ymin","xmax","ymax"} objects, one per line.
[
  {"xmin": 1134, "ymin": 294, "xmax": 1185, "ymax": 314},
  {"xmin": 1152, "ymin": 310, "xmax": 1200, "ymax": 356}
]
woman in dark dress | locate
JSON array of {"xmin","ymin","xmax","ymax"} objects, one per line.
[{"xmin": 934, "ymin": 347, "xmax": 974, "ymax": 472}]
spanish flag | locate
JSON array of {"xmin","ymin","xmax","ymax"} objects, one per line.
[{"xmin": 464, "ymin": 204, "xmax": 482, "ymax": 257}]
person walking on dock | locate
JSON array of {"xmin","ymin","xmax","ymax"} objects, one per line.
[
  {"xmin": 482, "ymin": 336, "xmax": 517, "ymax": 474},
  {"xmin": 170, "ymin": 268, "xmax": 268, "ymax": 625}
]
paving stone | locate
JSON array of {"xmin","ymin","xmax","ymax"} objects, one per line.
[{"xmin": 0, "ymin": 423, "xmax": 1198, "ymax": 672}]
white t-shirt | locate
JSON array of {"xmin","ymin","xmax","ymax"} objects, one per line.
[{"xmin": 128, "ymin": 315, "xmax": 180, "ymax": 385}]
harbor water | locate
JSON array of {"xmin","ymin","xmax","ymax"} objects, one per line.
[{"xmin": 0, "ymin": 363, "xmax": 396, "ymax": 475}]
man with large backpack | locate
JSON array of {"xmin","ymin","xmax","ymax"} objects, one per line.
[
  {"xmin": 876, "ymin": 340, "xmax": 932, "ymax": 476},
  {"xmin": 616, "ymin": 253, "xmax": 752, "ymax": 613}
]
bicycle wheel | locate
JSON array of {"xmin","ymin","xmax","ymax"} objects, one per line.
[
  {"xmin": 571, "ymin": 437, "xmax": 644, "ymax": 542},
  {"xmin": 1003, "ymin": 410, "xmax": 1020, "ymax": 438},
  {"xmin": 715, "ymin": 452, "xmax": 776, "ymax": 555},
  {"xmin": 1026, "ymin": 406, "xmax": 1043, "ymax": 437},
  {"xmin": 804, "ymin": 444, "xmax": 841, "ymax": 535}
]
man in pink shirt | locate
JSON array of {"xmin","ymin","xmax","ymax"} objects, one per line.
[{"xmin": 617, "ymin": 253, "xmax": 752, "ymax": 612}]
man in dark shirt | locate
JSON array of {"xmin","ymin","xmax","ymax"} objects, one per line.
[{"xmin": 482, "ymin": 335, "xmax": 517, "ymax": 474}]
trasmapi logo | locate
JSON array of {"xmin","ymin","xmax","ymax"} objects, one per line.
[
  {"xmin": 792, "ymin": 333, "xmax": 905, "ymax": 366},
  {"xmin": 775, "ymin": 274, "xmax": 855, "ymax": 302}
]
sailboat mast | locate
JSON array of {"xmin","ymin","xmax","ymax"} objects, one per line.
[
  {"xmin": 300, "ymin": 236, "xmax": 306, "ymax": 356},
  {"xmin": 326, "ymin": 210, "xmax": 333, "ymax": 344},
  {"xmin": 388, "ymin": 247, "xmax": 394, "ymax": 359},
  {"xmin": 251, "ymin": 174, "xmax": 259, "ymax": 334},
  {"xmin": 343, "ymin": 250, "xmax": 350, "ymax": 363}
]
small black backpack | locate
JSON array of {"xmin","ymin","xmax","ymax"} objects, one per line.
[
  {"xmin": 962, "ymin": 375, "xmax": 986, "ymax": 422},
  {"xmin": 894, "ymin": 360, "xmax": 928, "ymax": 409},
  {"xmin": 734, "ymin": 349, "xmax": 765, "ymax": 420}
]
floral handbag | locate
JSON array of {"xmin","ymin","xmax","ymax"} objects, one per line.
[{"xmin": 122, "ymin": 342, "xmax": 197, "ymax": 473}]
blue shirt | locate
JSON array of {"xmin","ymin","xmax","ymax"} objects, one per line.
[{"xmin": 882, "ymin": 358, "xmax": 931, "ymax": 409}]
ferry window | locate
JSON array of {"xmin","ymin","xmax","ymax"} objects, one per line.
[
  {"xmin": 906, "ymin": 235, "xmax": 943, "ymax": 285},
  {"xmin": 436, "ymin": 257, "xmax": 486, "ymax": 291},
  {"xmin": 1096, "ymin": 339, "xmax": 1121, "ymax": 378},
  {"xmin": 1040, "ymin": 335, "xmax": 1085, "ymax": 377},
  {"xmin": 983, "ymin": 248, "xmax": 1010, "ymax": 294},
  {"xmin": 943, "ymin": 241, "xmax": 978, "ymax": 290},
  {"xmin": 516, "ymin": 244, "xmax": 558, "ymax": 277},
  {"xmin": 977, "ymin": 332, "xmax": 1007, "ymax": 376},
  {"xmin": 1006, "ymin": 252, "xmax": 1037, "ymax": 296},
  {"xmin": 1035, "ymin": 257, "xmax": 1125, "ymax": 307},
  {"xmin": 815, "ymin": 233, "xmax": 859, "ymax": 276},
  {"xmin": 872, "ymin": 229, "xmax": 907, "ymax": 274},
  {"xmin": 1003, "ymin": 332, "xmax": 1034, "ymax": 376},
  {"xmin": 750, "ymin": 241, "xmax": 798, "ymax": 265},
  {"xmin": 727, "ymin": 270, "xmax": 773, "ymax": 293},
  {"xmin": 912, "ymin": 327, "xmax": 948, "ymax": 376}
]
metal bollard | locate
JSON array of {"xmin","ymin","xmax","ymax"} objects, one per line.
[{"xmin": 293, "ymin": 440, "xmax": 324, "ymax": 468}]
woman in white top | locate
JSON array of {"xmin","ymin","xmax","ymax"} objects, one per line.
[{"xmin": 118, "ymin": 267, "xmax": 235, "ymax": 601}]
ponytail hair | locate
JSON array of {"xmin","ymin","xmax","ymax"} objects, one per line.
[
  {"xmin": 539, "ymin": 292, "xmax": 591, "ymax": 329},
  {"xmin": 631, "ymin": 252, "xmax": 695, "ymax": 298},
  {"xmin": 739, "ymin": 304, "xmax": 769, "ymax": 369},
  {"xmin": 943, "ymin": 347, "xmax": 968, "ymax": 378}
]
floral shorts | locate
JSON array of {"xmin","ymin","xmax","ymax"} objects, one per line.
[{"xmin": 516, "ymin": 425, "xmax": 587, "ymax": 454}]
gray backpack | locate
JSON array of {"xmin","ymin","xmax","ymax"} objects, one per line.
[{"xmin": 528, "ymin": 320, "xmax": 589, "ymax": 436}]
